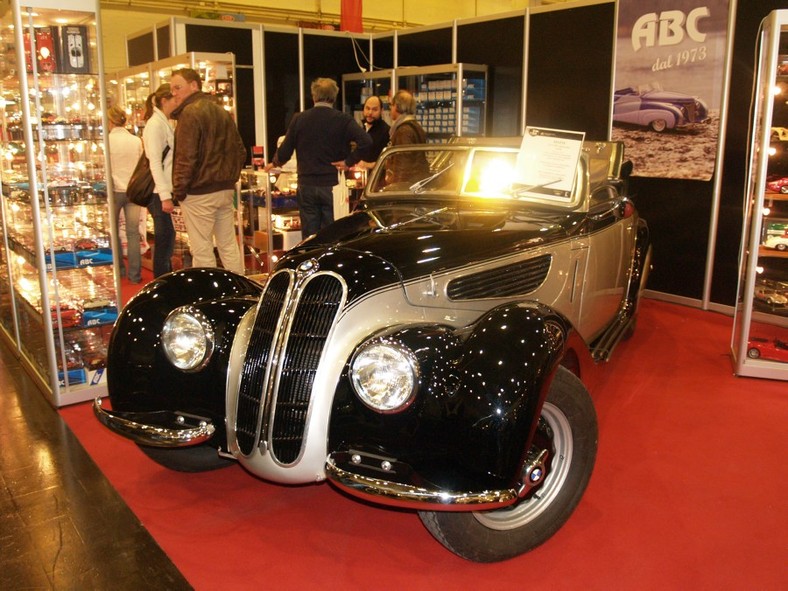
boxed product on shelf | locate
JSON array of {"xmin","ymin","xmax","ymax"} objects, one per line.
[
  {"xmin": 58, "ymin": 368, "xmax": 87, "ymax": 387},
  {"xmin": 59, "ymin": 25, "xmax": 90, "ymax": 74},
  {"xmin": 23, "ymin": 27, "xmax": 59, "ymax": 74}
]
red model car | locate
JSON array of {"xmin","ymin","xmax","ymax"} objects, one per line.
[
  {"xmin": 747, "ymin": 336, "xmax": 788, "ymax": 362},
  {"xmin": 766, "ymin": 177, "xmax": 788, "ymax": 193}
]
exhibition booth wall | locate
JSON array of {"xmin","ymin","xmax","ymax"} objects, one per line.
[{"xmin": 121, "ymin": 0, "xmax": 777, "ymax": 311}]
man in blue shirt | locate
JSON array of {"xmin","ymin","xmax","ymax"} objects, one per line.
[{"xmin": 267, "ymin": 78, "xmax": 372, "ymax": 238}]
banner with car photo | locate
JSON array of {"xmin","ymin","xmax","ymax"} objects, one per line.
[{"xmin": 613, "ymin": 0, "xmax": 731, "ymax": 180}]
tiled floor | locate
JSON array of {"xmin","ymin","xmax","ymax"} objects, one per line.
[{"xmin": 0, "ymin": 342, "xmax": 192, "ymax": 590}]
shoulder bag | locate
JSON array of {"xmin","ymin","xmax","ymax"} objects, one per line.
[{"xmin": 127, "ymin": 144, "xmax": 170, "ymax": 207}]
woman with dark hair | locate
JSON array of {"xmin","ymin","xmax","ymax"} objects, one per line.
[
  {"xmin": 142, "ymin": 83, "xmax": 177, "ymax": 277},
  {"xmin": 107, "ymin": 104, "xmax": 144, "ymax": 283}
]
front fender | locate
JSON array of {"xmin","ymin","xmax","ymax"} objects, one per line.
[
  {"xmin": 105, "ymin": 268, "xmax": 262, "ymax": 448},
  {"xmin": 328, "ymin": 302, "xmax": 569, "ymax": 498}
]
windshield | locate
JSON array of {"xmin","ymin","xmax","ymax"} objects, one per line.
[{"xmin": 368, "ymin": 146, "xmax": 521, "ymax": 198}]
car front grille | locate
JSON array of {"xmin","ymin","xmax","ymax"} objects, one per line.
[
  {"xmin": 446, "ymin": 254, "xmax": 552, "ymax": 300},
  {"xmin": 234, "ymin": 270, "xmax": 344, "ymax": 463}
]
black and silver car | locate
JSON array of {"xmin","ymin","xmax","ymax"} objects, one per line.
[{"xmin": 95, "ymin": 138, "xmax": 651, "ymax": 562}]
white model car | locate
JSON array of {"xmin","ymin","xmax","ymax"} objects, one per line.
[{"xmin": 763, "ymin": 234, "xmax": 788, "ymax": 251}]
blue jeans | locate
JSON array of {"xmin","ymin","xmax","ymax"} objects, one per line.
[
  {"xmin": 112, "ymin": 191, "xmax": 141, "ymax": 283},
  {"xmin": 148, "ymin": 196, "xmax": 175, "ymax": 277},
  {"xmin": 297, "ymin": 185, "xmax": 334, "ymax": 238}
]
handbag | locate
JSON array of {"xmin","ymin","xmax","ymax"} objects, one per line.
[{"xmin": 127, "ymin": 145, "xmax": 170, "ymax": 207}]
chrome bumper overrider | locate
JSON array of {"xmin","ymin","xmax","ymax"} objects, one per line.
[
  {"xmin": 93, "ymin": 397, "xmax": 215, "ymax": 448},
  {"xmin": 325, "ymin": 455, "xmax": 520, "ymax": 511}
]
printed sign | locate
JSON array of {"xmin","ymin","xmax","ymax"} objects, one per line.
[
  {"xmin": 514, "ymin": 127, "xmax": 585, "ymax": 201},
  {"xmin": 613, "ymin": 1, "xmax": 731, "ymax": 180}
]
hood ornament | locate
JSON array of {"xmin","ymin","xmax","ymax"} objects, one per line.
[{"xmin": 297, "ymin": 258, "xmax": 320, "ymax": 277}]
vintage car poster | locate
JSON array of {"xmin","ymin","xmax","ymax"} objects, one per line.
[{"xmin": 613, "ymin": 0, "xmax": 731, "ymax": 180}]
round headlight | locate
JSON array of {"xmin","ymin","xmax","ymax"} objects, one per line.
[
  {"xmin": 349, "ymin": 338, "xmax": 419, "ymax": 412},
  {"xmin": 161, "ymin": 306, "xmax": 214, "ymax": 371}
]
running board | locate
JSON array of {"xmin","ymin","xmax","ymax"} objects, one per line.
[{"xmin": 590, "ymin": 311, "xmax": 635, "ymax": 362}]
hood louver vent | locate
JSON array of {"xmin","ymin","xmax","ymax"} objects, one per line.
[{"xmin": 446, "ymin": 254, "xmax": 552, "ymax": 300}]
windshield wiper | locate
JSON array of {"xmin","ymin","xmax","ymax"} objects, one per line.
[
  {"xmin": 409, "ymin": 163, "xmax": 454, "ymax": 194},
  {"xmin": 513, "ymin": 178, "xmax": 562, "ymax": 197},
  {"xmin": 384, "ymin": 207, "xmax": 450, "ymax": 230}
]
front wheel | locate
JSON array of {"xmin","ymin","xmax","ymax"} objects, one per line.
[
  {"xmin": 650, "ymin": 119, "xmax": 668, "ymax": 132},
  {"xmin": 418, "ymin": 366, "xmax": 598, "ymax": 562},
  {"xmin": 137, "ymin": 444, "xmax": 234, "ymax": 472}
]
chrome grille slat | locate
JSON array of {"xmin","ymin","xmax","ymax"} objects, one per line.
[
  {"xmin": 271, "ymin": 275, "xmax": 344, "ymax": 464},
  {"xmin": 235, "ymin": 272, "xmax": 291, "ymax": 456},
  {"xmin": 446, "ymin": 255, "xmax": 552, "ymax": 300}
]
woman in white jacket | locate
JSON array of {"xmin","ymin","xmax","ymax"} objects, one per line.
[{"xmin": 142, "ymin": 84, "xmax": 177, "ymax": 277}]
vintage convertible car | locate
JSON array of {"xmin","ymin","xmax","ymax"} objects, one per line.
[
  {"xmin": 613, "ymin": 85, "xmax": 709, "ymax": 132},
  {"xmin": 94, "ymin": 138, "xmax": 651, "ymax": 562}
]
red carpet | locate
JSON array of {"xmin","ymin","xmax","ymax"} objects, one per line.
[{"xmin": 59, "ymin": 299, "xmax": 787, "ymax": 590}]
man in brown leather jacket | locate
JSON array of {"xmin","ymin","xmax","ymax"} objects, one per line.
[
  {"xmin": 385, "ymin": 89, "xmax": 429, "ymax": 186},
  {"xmin": 170, "ymin": 67, "xmax": 246, "ymax": 273}
]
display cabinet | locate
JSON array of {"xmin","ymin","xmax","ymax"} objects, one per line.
[
  {"xmin": 732, "ymin": 9, "xmax": 788, "ymax": 380},
  {"xmin": 0, "ymin": 0, "xmax": 117, "ymax": 405},
  {"xmin": 342, "ymin": 69, "xmax": 395, "ymax": 127},
  {"xmin": 396, "ymin": 63, "xmax": 487, "ymax": 141},
  {"xmin": 107, "ymin": 63, "xmax": 152, "ymax": 133}
]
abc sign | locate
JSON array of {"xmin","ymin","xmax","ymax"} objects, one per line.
[{"xmin": 631, "ymin": 7, "xmax": 710, "ymax": 51}]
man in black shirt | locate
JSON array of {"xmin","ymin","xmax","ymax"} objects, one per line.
[
  {"xmin": 357, "ymin": 95, "xmax": 391, "ymax": 166},
  {"xmin": 267, "ymin": 78, "xmax": 371, "ymax": 238}
]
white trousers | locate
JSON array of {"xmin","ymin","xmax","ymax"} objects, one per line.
[{"xmin": 179, "ymin": 189, "xmax": 244, "ymax": 274}]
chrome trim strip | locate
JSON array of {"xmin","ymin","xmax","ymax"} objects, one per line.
[
  {"xmin": 92, "ymin": 397, "xmax": 215, "ymax": 447},
  {"xmin": 325, "ymin": 456, "xmax": 519, "ymax": 511}
]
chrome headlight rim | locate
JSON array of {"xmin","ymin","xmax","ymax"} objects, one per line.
[
  {"xmin": 349, "ymin": 337, "xmax": 420, "ymax": 414},
  {"xmin": 161, "ymin": 305, "xmax": 215, "ymax": 372}
]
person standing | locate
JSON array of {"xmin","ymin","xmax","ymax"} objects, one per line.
[
  {"xmin": 385, "ymin": 89, "xmax": 429, "ymax": 185},
  {"xmin": 266, "ymin": 77, "xmax": 372, "ymax": 238},
  {"xmin": 169, "ymin": 67, "xmax": 246, "ymax": 274},
  {"xmin": 107, "ymin": 105, "xmax": 144, "ymax": 284},
  {"xmin": 356, "ymin": 95, "xmax": 390, "ymax": 168},
  {"xmin": 142, "ymin": 83, "xmax": 176, "ymax": 277}
]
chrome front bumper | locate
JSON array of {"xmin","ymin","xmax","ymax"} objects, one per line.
[
  {"xmin": 325, "ymin": 454, "xmax": 519, "ymax": 511},
  {"xmin": 93, "ymin": 397, "xmax": 216, "ymax": 448}
]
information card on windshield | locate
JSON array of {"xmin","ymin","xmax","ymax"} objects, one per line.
[{"xmin": 514, "ymin": 127, "xmax": 585, "ymax": 201}]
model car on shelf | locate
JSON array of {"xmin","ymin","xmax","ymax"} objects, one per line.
[
  {"xmin": 94, "ymin": 138, "xmax": 652, "ymax": 562},
  {"xmin": 765, "ymin": 176, "xmax": 788, "ymax": 193},
  {"xmin": 612, "ymin": 85, "xmax": 709, "ymax": 132},
  {"xmin": 747, "ymin": 336, "xmax": 788, "ymax": 362},
  {"xmin": 771, "ymin": 127, "xmax": 788, "ymax": 142},
  {"xmin": 763, "ymin": 234, "xmax": 788, "ymax": 250},
  {"xmin": 754, "ymin": 282, "xmax": 788, "ymax": 306}
]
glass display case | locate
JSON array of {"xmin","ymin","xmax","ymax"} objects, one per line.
[
  {"xmin": 732, "ymin": 9, "xmax": 788, "ymax": 380},
  {"xmin": 0, "ymin": 0, "xmax": 117, "ymax": 405},
  {"xmin": 107, "ymin": 63, "xmax": 151, "ymax": 134},
  {"xmin": 396, "ymin": 63, "xmax": 487, "ymax": 141},
  {"xmin": 342, "ymin": 69, "xmax": 395, "ymax": 127}
]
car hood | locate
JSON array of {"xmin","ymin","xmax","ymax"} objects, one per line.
[
  {"xmin": 277, "ymin": 202, "xmax": 585, "ymax": 285},
  {"xmin": 639, "ymin": 90, "xmax": 700, "ymax": 104}
]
